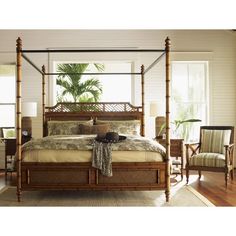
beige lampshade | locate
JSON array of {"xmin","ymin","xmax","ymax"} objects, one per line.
[
  {"xmin": 22, "ymin": 102, "xmax": 37, "ymax": 117},
  {"xmin": 21, "ymin": 102, "xmax": 37, "ymax": 136},
  {"xmin": 149, "ymin": 101, "xmax": 158, "ymax": 117}
]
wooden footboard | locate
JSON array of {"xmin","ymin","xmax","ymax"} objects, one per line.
[{"xmin": 21, "ymin": 162, "xmax": 167, "ymax": 192}]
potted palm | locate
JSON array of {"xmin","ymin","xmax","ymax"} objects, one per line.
[{"xmin": 157, "ymin": 118, "xmax": 201, "ymax": 141}]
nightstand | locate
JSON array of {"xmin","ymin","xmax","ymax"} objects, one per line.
[
  {"xmin": 4, "ymin": 136, "xmax": 31, "ymax": 180},
  {"xmin": 157, "ymin": 138, "xmax": 184, "ymax": 180},
  {"xmin": 5, "ymin": 138, "xmax": 16, "ymax": 179}
]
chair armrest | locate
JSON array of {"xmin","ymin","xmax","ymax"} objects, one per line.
[
  {"xmin": 185, "ymin": 143, "xmax": 200, "ymax": 165},
  {"xmin": 224, "ymin": 143, "xmax": 234, "ymax": 165},
  {"xmin": 224, "ymin": 143, "xmax": 234, "ymax": 149},
  {"xmin": 185, "ymin": 142, "xmax": 199, "ymax": 147},
  {"xmin": 185, "ymin": 142, "xmax": 200, "ymax": 153}
]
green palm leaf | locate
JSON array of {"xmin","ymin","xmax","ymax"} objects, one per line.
[
  {"xmin": 56, "ymin": 63, "xmax": 104, "ymax": 102},
  {"xmin": 93, "ymin": 63, "xmax": 105, "ymax": 72}
]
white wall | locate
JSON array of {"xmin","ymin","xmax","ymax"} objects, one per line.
[{"xmin": 0, "ymin": 30, "xmax": 235, "ymax": 143}]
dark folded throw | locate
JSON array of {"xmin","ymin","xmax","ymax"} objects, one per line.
[{"xmin": 92, "ymin": 140, "xmax": 113, "ymax": 177}]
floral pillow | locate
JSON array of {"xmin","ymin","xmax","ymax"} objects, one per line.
[
  {"xmin": 47, "ymin": 120, "xmax": 93, "ymax": 136},
  {"xmin": 95, "ymin": 120, "xmax": 141, "ymax": 136}
]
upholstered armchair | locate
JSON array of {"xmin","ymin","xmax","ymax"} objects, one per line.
[{"xmin": 185, "ymin": 126, "xmax": 234, "ymax": 186}]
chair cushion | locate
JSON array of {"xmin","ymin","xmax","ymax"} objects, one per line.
[
  {"xmin": 200, "ymin": 129, "xmax": 231, "ymax": 154},
  {"xmin": 189, "ymin": 153, "xmax": 225, "ymax": 168}
]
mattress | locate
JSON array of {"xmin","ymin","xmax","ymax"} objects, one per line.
[{"xmin": 22, "ymin": 149, "xmax": 164, "ymax": 163}]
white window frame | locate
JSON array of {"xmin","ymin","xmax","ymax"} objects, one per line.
[
  {"xmin": 171, "ymin": 61, "xmax": 209, "ymax": 140},
  {"xmin": 49, "ymin": 61, "xmax": 134, "ymax": 105},
  {"xmin": 0, "ymin": 66, "xmax": 16, "ymax": 128}
]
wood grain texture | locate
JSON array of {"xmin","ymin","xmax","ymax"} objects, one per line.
[
  {"xmin": 158, "ymin": 138, "xmax": 184, "ymax": 180},
  {"xmin": 16, "ymin": 37, "xmax": 22, "ymax": 202},
  {"xmin": 44, "ymin": 102, "xmax": 142, "ymax": 136},
  {"xmin": 141, "ymin": 64, "xmax": 145, "ymax": 136},
  {"xmin": 20, "ymin": 162, "xmax": 166, "ymax": 191},
  {"xmin": 188, "ymin": 170, "xmax": 236, "ymax": 206},
  {"xmin": 165, "ymin": 37, "xmax": 171, "ymax": 201},
  {"xmin": 2, "ymin": 171, "xmax": 236, "ymax": 206},
  {"xmin": 42, "ymin": 65, "xmax": 46, "ymax": 131}
]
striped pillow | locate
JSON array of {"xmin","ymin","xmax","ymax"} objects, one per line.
[{"xmin": 200, "ymin": 129, "xmax": 231, "ymax": 154}]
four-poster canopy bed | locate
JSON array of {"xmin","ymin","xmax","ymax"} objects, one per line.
[{"xmin": 16, "ymin": 37, "xmax": 171, "ymax": 202}]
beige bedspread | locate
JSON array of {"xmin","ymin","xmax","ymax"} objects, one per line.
[
  {"xmin": 21, "ymin": 134, "xmax": 166, "ymax": 163},
  {"xmin": 22, "ymin": 150, "xmax": 163, "ymax": 162}
]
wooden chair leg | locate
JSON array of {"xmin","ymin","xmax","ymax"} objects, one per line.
[
  {"xmin": 230, "ymin": 169, "xmax": 234, "ymax": 180},
  {"xmin": 186, "ymin": 168, "xmax": 189, "ymax": 184},
  {"xmin": 198, "ymin": 170, "xmax": 201, "ymax": 180},
  {"xmin": 5, "ymin": 154, "xmax": 7, "ymax": 182},
  {"xmin": 5, "ymin": 172, "xmax": 7, "ymax": 183},
  {"xmin": 225, "ymin": 171, "xmax": 228, "ymax": 188},
  {"xmin": 17, "ymin": 190, "xmax": 22, "ymax": 202},
  {"xmin": 165, "ymin": 190, "xmax": 170, "ymax": 202}
]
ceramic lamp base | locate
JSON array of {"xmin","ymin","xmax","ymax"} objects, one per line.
[
  {"xmin": 155, "ymin": 116, "xmax": 166, "ymax": 138},
  {"xmin": 22, "ymin": 117, "xmax": 32, "ymax": 137}
]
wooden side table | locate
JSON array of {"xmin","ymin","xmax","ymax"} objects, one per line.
[
  {"xmin": 157, "ymin": 138, "xmax": 184, "ymax": 180},
  {"xmin": 4, "ymin": 138, "xmax": 16, "ymax": 181},
  {"xmin": 4, "ymin": 136, "xmax": 31, "ymax": 180}
]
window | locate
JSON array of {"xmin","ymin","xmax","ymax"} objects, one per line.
[
  {"xmin": 0, "ymin": 65, "xmax": 16, "ymax": 127},
  {"xmin": 171, "ymin": 62, "xmax": 208, "ymax": 142},
  {"xmin": 55, "ymin": 62, "xmax": 132, "ymax": 103}
]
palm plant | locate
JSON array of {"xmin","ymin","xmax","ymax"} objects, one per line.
[
  {"xmin": 158, "ymin": 118, "xmax": 201, "ymax": 140},
  {"xmin": 56, "ymin": 63, "xmax": 104, "ymax": 102}
]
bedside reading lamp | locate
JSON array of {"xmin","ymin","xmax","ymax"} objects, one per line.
[
  {"xmin": 22, "ymin": 102, "xmax": 37, "ymax": 137},
  {"xmin": 149, "ymin": 101, "xmax": 165, "ymax": 139}
]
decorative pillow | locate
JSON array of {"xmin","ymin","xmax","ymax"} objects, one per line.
[
  {"xmin": 47, "ymin": 120, "xmax": 93, "ymax": 136},
  {"xmin": 200, "ymin": 129, "xmax": 231, "ymax": 154},
  {"xmin": 2, "ymin": 128, "xmax": 16, "ymax": 138},
  {"xmin": 95, "ymin": 120, "xmax": 141, "ymax": 136},
  {"xmin": 79, "ymin": 124, "xmax": 110, "ymax": 135}
]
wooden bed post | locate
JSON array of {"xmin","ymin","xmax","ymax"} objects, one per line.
[
  {"xmin": 165, "ymin": 37, "xmax": 171, "ymax": 202},
  {"xmin": 16, "ymin": 37, "xmax": 22, "ymax": 202},
  {"xmin": 42, "ymin": 65, "xmax": 46, "ymax": 137},
  {"xmin": 141, "ymin": 64, "xmax": 145, "ymax": 136}
]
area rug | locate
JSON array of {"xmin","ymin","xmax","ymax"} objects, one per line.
[{"xmin": 0, "ymin": 184, "xmax": 214, "ymax": 207}]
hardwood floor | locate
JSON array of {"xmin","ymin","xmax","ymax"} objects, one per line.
[
  {"xmin": 187, "ymin": 171, "xmax": 236, "ymax": 206},
  {"xmin": 1, "ymin": 170, "xmax": 236, "ymax": 206},
  {"xmin": 171, "ymin": 170, "xmax": 236, "ymax": 206}
]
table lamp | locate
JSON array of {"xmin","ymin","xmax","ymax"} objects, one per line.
[
  {"xmin": 22, "ymin": 102, "xmax": 37, "ymax": 137},
  {"xmin": 149, "ymin": 101, "xmax": 165, "ymax": 139}
]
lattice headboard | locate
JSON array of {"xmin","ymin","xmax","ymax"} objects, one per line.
[{"xmin": 44, "ymin": 102, "xmax": 143, "ymax": 136}]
